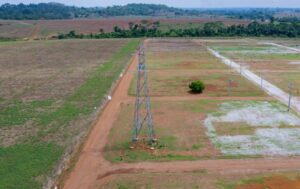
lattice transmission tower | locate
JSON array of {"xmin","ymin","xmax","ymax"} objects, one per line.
[{"xmin": 131, "ymin": 43, "xmax": 156, "ymax": 147}]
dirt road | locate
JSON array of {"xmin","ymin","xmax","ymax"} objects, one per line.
[
  {"xmin": 62, "ymin": 49, "xmax": 139, "ymax": 189},
  {"xmin": 63, "ymin": 40, "xmax": 300, "ymax": 189},
  {"xmin": 264, "ymin": 42, "xmax": 300, "ymax": 53}
]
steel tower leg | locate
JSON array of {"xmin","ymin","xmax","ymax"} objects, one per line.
[{"xmin": 131, "ymin": 42, "xmax": 156, "ymax": 147}]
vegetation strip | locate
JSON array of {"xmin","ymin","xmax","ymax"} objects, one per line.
[{"xmin": 57, "ymin": 20, "xmax": 300, "ymax": 39}]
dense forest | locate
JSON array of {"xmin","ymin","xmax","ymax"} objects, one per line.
[
  {"xmin": 0, "ymin": 3, "xmax": 86, "ymax": 19},
  {"xmin": 0, "ymin": 3, "xmax": 300, "ymax": 20},
  {"xmin": 57, "ymin": 20, "xmax": 300, "ymax": 39},
  {"xmin": 0, "ymin": 3, "xmax": 196, "ymax": 19}
]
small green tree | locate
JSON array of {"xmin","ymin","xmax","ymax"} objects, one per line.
[{"xmin": 189, "ymin": 81, "xmax": 205, "ymax": 93}]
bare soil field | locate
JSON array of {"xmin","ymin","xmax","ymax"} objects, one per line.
[
  {"xmin": 0, "ymin": 39, "xmax": 139, "ymax": 189},
  {"xmin": 0, "ymin": 18, "xmax": 251, "ymax": 39},
  {"xmin": 103, "ymin": 171, "xmax": 300, "ymax": 189},
  {"xmin": 0, "ymin": 20, "xmax": 33, "ymax": 38},
  {"xmin": 0, "ymin": 39, "xmax": 128, "ymax": 101}
]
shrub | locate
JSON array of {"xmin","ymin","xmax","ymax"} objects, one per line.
[{"xmin": 189, "ymin": 81, "xmax": 205, "ymax": 93}]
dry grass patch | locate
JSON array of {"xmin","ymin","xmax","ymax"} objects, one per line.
[
  {"xmin": 259, "ymin": 71, "xmax": 300, "ymax": 97},
  {"xmin": 104, "ymin": 100, "xmax": 222, "ymax": 163},
  {"xmin": 213, "ymin": 122, "xmax": 257, "ymax": 136},
  {"xmin": 130, "ymin": 70, "xmax": 265, "ymax": 97},
  {"xmin": 0, "ymin": 39, "xmax": 129, "ymax": 100}
]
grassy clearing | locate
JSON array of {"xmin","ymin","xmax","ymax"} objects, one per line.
[
  {"xmin": 214, "ymin": 122, "xmax": 258, "ymax": 136},
  {"xmin": 259, "ymin": 71, "xmax": 300, "ymax": 96},
  {"xmin": 129, "ymin": 70, "xmax": 265, "ymax": 97},
  {"xmin": 213, "ymin": 43, "xmax": 300, "ymax": 61},
  {"xmin": 130, "ymin": 40, "xmax": 265, "ymax": 98},
  {"xmin": 0, "ymin": 39, "xmax": 139, "ymax": 189},
  {"xmin": 0, "ymin": 100, "xmax": 54, "ymax": 127},
  {"xmin": 0, "ymin": 143, "xmax": 62, "ymax": 189},
  {"xmin": 104, "ymin": 99, "xmax": 225, "ymax": 163},
  {"xmin": 210, "ymin": 41, "xmax": 300, "ymax": 97},
  {"xmin": 213, "ymin": 45, "xmax": 269, "ymax": 52},
  {"xmin": 147, "ymin": 50, "xmax": 227, "ymax": 70},
  {"xmin": 241, "ymin": 53, "xmax": 300, "ymax": 60}
]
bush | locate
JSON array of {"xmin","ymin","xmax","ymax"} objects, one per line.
[{"xmin": 189, "ymin": 81, "xmax": 205, "ymax": 93}]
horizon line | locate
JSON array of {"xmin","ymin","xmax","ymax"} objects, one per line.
[{"xmin": 1, "ymin": 2, "xmax": 300, "ymax": 9}]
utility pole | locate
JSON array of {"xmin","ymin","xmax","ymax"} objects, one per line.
[{"xmin": 131, "ymin": 43, "xmax": 156, "ymax": 148}]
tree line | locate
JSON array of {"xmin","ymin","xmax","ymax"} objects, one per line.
[
  {"xmin": 57, "ymin": 20, "xmax": 300, "ymax": 39},
  {"xmin": 0, "ymin": 3, "xmax": 198, "ymax": 19},
  {"xmin": 1, "ymin": 3, "xmax": 300, "ymax": 20},
  {"xmin": 0, "ymin": 3, "xmax": 81, "ymax": 19}
]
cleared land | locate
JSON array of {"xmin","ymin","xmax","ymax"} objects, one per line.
[
  {"xmin": 69, "ymin": 38, "xmax": 300, "ymax": 189},
  {"xmin": 0, "ymin": 39, "xmax": 139, "ymax": 189},
  {"xmin": 209, "ymin": 39, "xmax": 300, "ymax": 97},
  {"xmin": 129, "ymin": 40, "xmax": 265, "ymax": 97},
  {"xmin": 0, "ymin": 18, "xmax": 250, "ymax": 39},
  {"xmin": 0, "ymin": 20, "xmax": 33, "ymax": 38}
]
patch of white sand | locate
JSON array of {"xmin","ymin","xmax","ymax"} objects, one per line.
[
  {"xmin": 289, "ymin": 61, "xmax": 300, "ymax": 65},
  {"xmin": 238, "ymin": 47, "xmax": 295, "ymax": 55},
  {"xmin": 204, "ymin": 101, "xmax": 300, "ymax": 156}
]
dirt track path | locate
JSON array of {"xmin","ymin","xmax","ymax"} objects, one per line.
[
  {"xmin": 264, "ymin": 42, "xmax": 300, "ymax": 53},
  {"xmin": 29, "ymin": 24, "xmax": 40, "ymax": 40},
  {"xmin": 63, "ymin": 40, "xmax": 300, "ymax": 189},
  {"xmin": 96, "ymin": 157, "xmax": 300, "ymax": 184},
  {"xmin": 63, "ymin": 49, "xmax": 139, "ymax": 189}
]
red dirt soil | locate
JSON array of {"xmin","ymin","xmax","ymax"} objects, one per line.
[
  {"xmin": 25, "ymin": 18, "xmax": 250, "ymax": 35},
  {"xmin": 62, "ymin": 40, "xmax": 300, "ymax": 189},
  {"xmin": 238, "ymin": 176, "xmax": 300, "ymax": 189}
]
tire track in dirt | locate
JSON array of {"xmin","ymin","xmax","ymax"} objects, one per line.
[
  {"xmin": 106, "ymin": 157, "xmax": 300, "ymax": 176},
  {"xmin": 94, "ymin": 157, "xmax": 300, "ymax": 187}
]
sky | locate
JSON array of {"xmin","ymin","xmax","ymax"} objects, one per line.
[{"xmin": 1, "ymin": 0, "xmax": 300, "ymax": 8}]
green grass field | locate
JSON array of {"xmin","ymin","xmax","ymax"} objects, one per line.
[{"xmin": 0, "ymin": 39, "xmax": 139, "ymax": 189}]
